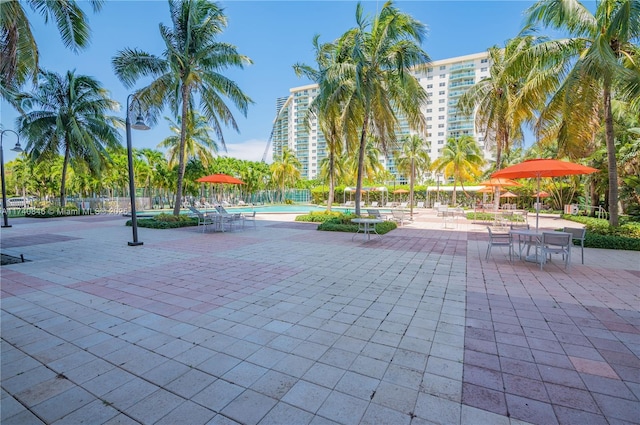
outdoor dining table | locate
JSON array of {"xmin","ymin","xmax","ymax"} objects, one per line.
[
  {"xmin": 509, "ymin": 228, "xmax": 543, "ymax": 263},
  {"xmin": 351, "ymin": 218, "xmax": 383, "ymax": 241}
]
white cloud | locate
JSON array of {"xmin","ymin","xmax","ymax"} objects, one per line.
[{"xmin": 223, "ymin": 138, "xmax": 272, "ymax": 163}]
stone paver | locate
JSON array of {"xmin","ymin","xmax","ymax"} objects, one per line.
[{"xmin": 1, "ymin": 211, "xmax": 638, "ymax": 424}]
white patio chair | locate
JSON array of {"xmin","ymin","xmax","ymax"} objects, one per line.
[
  {"xmin": 563, "ymin": 227, "xmax": 586, "ymax": 264},
  {"xmin": 188, "ymin": 206, "xmax": 214, "ymax": 233},
  {"xmin": 540, "ymin": 232, "xmax": 572, "ymax": 270},
  {"xmin": 242, "ymin": 211, "xmax": 257, "ymax": 229},
  {"xmin": 486, "ymin": 226, "xmax": 513, "ymax": 261}
]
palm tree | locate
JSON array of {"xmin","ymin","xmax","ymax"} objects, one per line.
[
  {"xmin": 519, "ymin": 0, "xmax": 640, "ymax": 226},
  {"xmin": 270, "ymin": 148, "xmax": 301, "ymax": 203},
  {"xmin": 158, "ymin": 111, "xmax": 219, "ymax": 169},
  {"xmin": 17, "ymin": 69, "xmax": 121, "ymax": 206},
  {"xmin": 431, "ymin": 136, "xmax": 485, "ymax": 205},
  {"xmin": 112, "ymin": 0, "xmax": 253, "ymax": 216},
  {"xmin": 457, "ymin": 37, "xmax": 535, "ymax": 174},
  {"xmin": 395, "ymin": 134, "xmax": 430, "ymax": 217},
  {"xmin": 1, "ymin": 0, "xmax": 103, "ymax": 104},
  {"xmin": 294, "ymin": 36, "xmax": 346, "ymax": 212},
  {"xmin": 321, "ymin": 1, "xmax": 430, "ymax": 216}
]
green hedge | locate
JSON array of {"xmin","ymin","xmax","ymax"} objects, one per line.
[
  {"xmin": 562, "ymin": 215, "xmax": 640, "ymax": 251},
  {"xmin": 295, "ymin": 210, "xmax": 344, "ymax": 223},
  {"xmin": 316, "ymin": 214, "xmax": 397, "ymax": 234},
  {"xmin": 126, "ymin": 213, "xmax": 198, "ymax": 229}
]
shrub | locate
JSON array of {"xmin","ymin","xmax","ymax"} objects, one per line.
[
  {"xmin": 316, "ymin": 214, "xmax": 397, "ymax": 234},
  {"xmin": 295, "ymin": 210, "xmax": 343, "ymax": 223},
  {"xmin": 126, "ymin": 214, "xmax": 198, "ymax": 229},
  {"xmin": 562, "ymin": 215, "xmax": 640, "ymax": 251}
]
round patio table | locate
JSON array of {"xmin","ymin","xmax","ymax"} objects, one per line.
[{"xmin": 351, "ymin": 218, "xmax": 383, "ymax": 241}]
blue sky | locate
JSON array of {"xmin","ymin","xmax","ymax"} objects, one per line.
[{"xmin": 1, "ymin": 0, "xmax": 541, "ymax": 163}]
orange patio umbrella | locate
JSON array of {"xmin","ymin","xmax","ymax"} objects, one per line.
[
  {"xmin": 196, "ymin": 174, "xmax": 245, "ymax": 205},
  {"xmin": 499, "ymin": 191, "xmax": 518, "ymax": 198},
  {"xmin": 476, "ymin": 186, "xmax": 494, "ymax": 193},
  {"xmin": 479, "ymin": 177, "xmax": 521, "ymax": 187},
  {"xmin": 196, "ymin": 173, "xmax": 245, "ymax": 185},
  {"xmin": 492, "ymin": 159, "xmax": 598, "ymax": 228}
]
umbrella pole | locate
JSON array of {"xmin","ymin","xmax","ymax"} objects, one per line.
[{"xmin": 535, "ymin": 176, "xmax": 540, "ymax": 230}]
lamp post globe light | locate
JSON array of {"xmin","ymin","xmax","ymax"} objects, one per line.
[
  {"xmin": 1, "ymin": 129, "xmax": 24, "ymax": 228},
  {"xmin": 125, "ymin": 94, "xmax": 150, "ymax": 246}
]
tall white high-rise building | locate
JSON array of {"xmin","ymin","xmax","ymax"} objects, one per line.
[{"xmin": 271, "ymin": 52, "xmax": 492, "ymax": 181}]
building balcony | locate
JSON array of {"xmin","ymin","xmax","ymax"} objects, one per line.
[
  {"xmin": 449, "ymin": 80, "xmax": 475, "ymax": 89},
  {"xmin": 449, "ymin": 71, "xmax": 475, "ymax": 80},
  {"xmin": 449, "ymin": 63, "xmax": 475, "ymax": 71}
]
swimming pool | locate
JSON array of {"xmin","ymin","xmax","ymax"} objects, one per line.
[{"xmin": 140, "ymin": 204, "xmax": 354, "ymax": 215}]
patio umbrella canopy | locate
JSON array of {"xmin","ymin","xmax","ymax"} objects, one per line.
[
  {"xmin": 492, "ymin": 159, "xmax": 598, "ymax": 228},
  {"xmin": 196, "ymin": 174, "xmax": 245, "ymax": 185},
  {"xmin": 499, "ymin": 191, "xmax": 518, "ymax": 198},
  {"xmin": 196, "ymin": 174, "xmax": 245, "ymax": 205},
  {"xmin": 479, "ymin": 178, "xmax": 521, "ymax": 187}
]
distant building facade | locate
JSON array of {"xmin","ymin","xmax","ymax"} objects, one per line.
[{"xmin": 271, "ymin": 52, "xmax": 492, "ymax": 181}]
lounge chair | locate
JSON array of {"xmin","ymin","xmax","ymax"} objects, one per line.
[
  {"xmin": 366, "ymin": 209, "xmax": 388, "ymax": 220},
  {"xmin": 391, "ymin": 209, "xmax": 406, "ymax": 226},
  {"xmin": 371, "ymin": 201, "xmax": 379, "ymax": 208},
  {"xmin": 417, "ymin": 201, "xmax": 425, "ymax": 208},
  {"xmin": 215, "ymin": 205, "xmax": 244, "ymax": 231},
  {"xmin": 188, "ymin": 206, "xmax": 215, "ymax": 233}
]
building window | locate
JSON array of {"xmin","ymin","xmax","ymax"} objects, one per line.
[
  {"xmin": 427, "ymin": 101, "xmax": 433, "ymax": 105},
  {"xmin": 427, "ymin": 117, "xmax": 432, "ymax": 121},
  {"xmin": 439, "ymin": 99, "xmax": 445, "ymax": 103},
  {"xmin": 440, "ymin": 65, "xmax": 446, "ymax": 70},
  {"xmin": 438, "ymin": 124, "xmax": 444, "ymax": 128},
  {"xmin": 438, "ymin": 132, "xmax": 444, "ymax": 136},
  {"xmin": 427, "ymin": 84, "xmax": 433, "ymax": 88},
  {"xmin": 427, "ymin": 76, "xmax": 433, "ymax": 80},
  {"xmin": 440, "ymin": 74, "xmax": 446, "ymax": 79},
  {"xmin": 426, "ymin": 108, "xmax": 432, "ymax": 113},
  {"xmin": 438, "ymin": 140, "xmax": 444, "ymax": 144},
  {"xmin": 439, "ymin": 91, "xmax": 445, "ymax": 95},
  {"xmin": 427, "ymin": 125, "xmax": 432, "ymax": 129},
  {"xmin": 438, "ymin": 107, "xmax": 444, "ymax": 112},
  {"xmin": 438, "ymin": 115, "xmax": 444, "ymax": 120},
  {"xmin": 439, "ymin": 82, "xmax": 445, "ymax": 87},
  {"xmin": 481, "ymin": 58, "xmax": 488, "ymax": 63},
  {"xmin": 481, "ymin": 67, "xmax": 488, "ymax": 72}
]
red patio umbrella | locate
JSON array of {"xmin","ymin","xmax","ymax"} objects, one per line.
[
  {"xmin": 196, "ymin": 174, "xmax": 245, "ymax": 185},
  {"xmin": 492, "ymin": 159, "xmax": 598, "ymax": 228},
  {"xmin": 196, "ymin": 174, "xmax": 245, "ymax": 205}
]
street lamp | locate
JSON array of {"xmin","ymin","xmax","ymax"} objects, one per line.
[
  {"xmin": 1, "ymin": 129, "xmax": 24, "ymax": 228},
  {"xmin": 125, "ymin": 94, "xmax": 150, "ymax": 246}
]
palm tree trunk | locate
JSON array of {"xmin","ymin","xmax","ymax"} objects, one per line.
[
  {"xmin": 603, "ymin": 85, "xmax": 619, "ymax": 226},
  {"xmin": 409, "ymin": 159, "xmax": 414, "ymax": 218},
  {"xmin": 355, "ymin": 117, "xmax": 369, "ymax": 216},
  {"xmin": 60, "ymin": 145, "xmax": 71, "ymax": 207},
  {"xmin": 327, "ymin": 153, "xmax": 335, "ymax": 211},
  {"xmin": 173, "ymin": 85, "xmax": 190, "ymax": 216}
]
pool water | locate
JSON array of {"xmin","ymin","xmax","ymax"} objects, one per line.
[{"xmin": 140, "ymin": 204, "xmax": 354, "ymax": 215}]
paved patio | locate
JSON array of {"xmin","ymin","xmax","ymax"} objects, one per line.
[{"xmin": 1, "ymin": 210, "xmax": 638, "ymax": 425}]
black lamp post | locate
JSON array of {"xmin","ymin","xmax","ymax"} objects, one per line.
[
  {"xmin": 125, "ymin": 94, "xmax": 150, "ymax": 246},
  {"xmin": 1, "ymin": 129, "xmax": 23, "ymax": 228}
]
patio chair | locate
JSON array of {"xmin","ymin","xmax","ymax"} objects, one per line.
[
  {"xmin": 371, "ymin": 201, "xmax": 379, "ymax": 208},
  {"xmin": 242, "ymin": 211, "xmax": 257, "ymax": 229},
  {"xmin": 563, "ymin": 227, "xmax": 586, "ymax": 264},
  {"xmin": 417, "ymin": 201, "xmax": 425, "ymax": 208},
  {"xmin": 215, "ymin": 205, "xmax": 243, "ymax": 231},
  {"xmin": 188, "ymin": 206, "xmax": 215, "ymax": 233},
  {"xmin": 486, "ymin": 226, "xmax": 513, "ymax": 261},
  {"xmin": 540, "ymin": 231, "xmax": 572, "ymax": 270},
  {"xmin": 391, "ymin": 209, "xmax": 406, "ymax": 226},
  {"xmin": 366, "ymin": 209, "xmax": 388, "ymax": 220}
]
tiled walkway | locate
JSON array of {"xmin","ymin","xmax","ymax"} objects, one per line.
[{"xmin": 1, "ymin": 211, "xmax": 638, "ymax": 424}]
